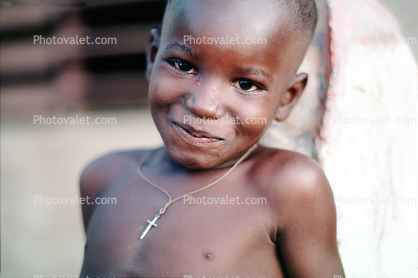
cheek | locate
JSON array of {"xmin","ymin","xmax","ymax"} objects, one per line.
[
  {"xmin": 234, "ymin": 97, "xmax": 278, "ymax": 136},
  {"xmin": 149, "ymin": 71, "xmax": 177, "ymax": 108}
]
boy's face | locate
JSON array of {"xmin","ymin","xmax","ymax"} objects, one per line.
[{"xmin": 148, "ymin": 0, "xmax": 308, "ymax": 169}]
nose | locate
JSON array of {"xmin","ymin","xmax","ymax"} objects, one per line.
[{"xmin": 185, "ymin": 79, "xmax": 227, "ymax": 119}]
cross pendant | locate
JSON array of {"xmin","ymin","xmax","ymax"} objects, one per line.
[{"xmin": 140, "ymin": 213, "xmax": 161, "ymax": 240}]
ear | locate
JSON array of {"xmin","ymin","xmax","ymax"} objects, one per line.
[
  {"xmin": 146, "ymin": 27, "xmax": 161, "ymax": 81},
  {"xmin": 275, "ymin": 73, "xmax": 308, "ymax": 121}
]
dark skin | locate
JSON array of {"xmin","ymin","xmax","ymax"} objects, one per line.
[{"xmin": 80, "ymin": 0, "xmax": 345, "ymax": 277}]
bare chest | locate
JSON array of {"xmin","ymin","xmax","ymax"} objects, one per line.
[{"xmin": 81, "ymin": 172, "xmax": 284, "ymax": 277}]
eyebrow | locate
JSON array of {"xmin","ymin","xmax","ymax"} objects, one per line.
[
  {"xmin": 235, "ymin": 66, "xmax": 272, "ymax": 81},
  {"xmin": 164, "ymin": 42, "xmax": 197, "ymax": 59}
]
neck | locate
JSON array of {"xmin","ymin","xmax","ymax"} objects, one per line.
[{"xmin": 156, "ymin": 144, "xmax": 260, "ymax": 173}]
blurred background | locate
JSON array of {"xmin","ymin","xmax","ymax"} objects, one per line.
[{"xmin": 1, "ymin": 0, "xmax": 417, "ymax": 276}]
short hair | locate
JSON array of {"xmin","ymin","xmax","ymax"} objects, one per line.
[
  {"xmin": 166, "ymin": 0, "xmax": 317, "ymax": 39},
  {"xmin": 280, "ymin": 0, "xmax": 318, "ymax": 38}
]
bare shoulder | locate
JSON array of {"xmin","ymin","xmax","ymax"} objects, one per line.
[
  {"xmin": 80, "ymin": 149, "xmax": 148, "ymax": 196},
  {"xmin": 79, "ymin": 148, "xmax": 153, "ymax": 232},
  {"xmin": 250, "ymin": 147, "xmax": 335, "ymax": 234},
  {"xmin": 267, "ymin": 148, "xmax": 335, "ymax": 228},
  {"xmin": 252, "ymin": 147, "xmax": 333, "ymax": 200},
  {"xmin": 251, "ymin": 147, "xmax": 343, "ymax": 276}
]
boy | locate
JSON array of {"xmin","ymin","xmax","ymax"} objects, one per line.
[{"xmin": 79, "ymin": 0, "xmax": 345, "ymax": 277}]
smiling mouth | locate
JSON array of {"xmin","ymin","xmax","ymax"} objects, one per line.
[{"xmin": 173, "ymin": 122, "xmax": 224, "ymax": 143}]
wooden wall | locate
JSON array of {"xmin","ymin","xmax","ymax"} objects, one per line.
[{"xmin": 1, "ymin": 0, "xmax": 167, "ymax": 115}]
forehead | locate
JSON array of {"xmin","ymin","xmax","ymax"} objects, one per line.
[
  {"xmin": 166, "ymin": 0, "xmax": 287, "ymax": 34},
  {"xmin": 162, "ymin": 0, "xmax": 298, "ymax": 76}
]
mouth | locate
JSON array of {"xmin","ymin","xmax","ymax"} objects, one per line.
[{"xmin": 173, "ymin": 122, "xmax": 224, "ymax": 144}]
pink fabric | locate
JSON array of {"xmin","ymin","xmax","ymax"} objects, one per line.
[{"xmin": 321, "ymin": 0, "xmax": 403, "ymax": 144}]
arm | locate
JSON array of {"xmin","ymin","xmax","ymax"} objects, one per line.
[
  {"xmin": 79, "ymin": 152, "xmax": 135, "ymax": 233},
  {"xmin": 276, "ymin": 156, "xmax": 344, "ymax": 277},
  {"xmin": 79, "ymin": 154, "xmax": 112, "ymax": 233}
]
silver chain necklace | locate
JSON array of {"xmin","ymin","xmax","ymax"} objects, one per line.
[{"xmin": 138, "ymin": 143, "xmax": 259, "ymax": 239}]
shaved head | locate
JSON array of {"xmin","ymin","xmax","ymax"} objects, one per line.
[
  {"xmin": 278, "ymin": 0, "xmax": 317, "ymax": 36},
  {"xmin": 166, "ymin": 0, "xmax": 317, "ymax": 36},
  {"xmin": 163, "ymin": 0, "xmax": 317, "ymax": 71}
]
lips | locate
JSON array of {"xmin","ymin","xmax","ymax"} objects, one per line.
[{"xmin": 173, "ymin": 122, "xmax": 224, "ymax": 144}]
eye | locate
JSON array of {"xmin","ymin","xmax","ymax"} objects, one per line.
[
  {"xmin": 232, "ymin": 79, "xmax": 260, "ymax": 92},
  {"xmin": 168, "ymin": 59, "xmax": 197, "ymax": 74}
]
